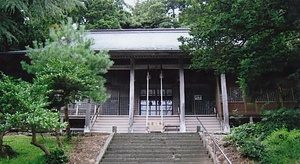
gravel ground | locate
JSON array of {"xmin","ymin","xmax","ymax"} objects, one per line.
[
  {"xmin": 207, "ymin": 135, "xmax": 253, "ymax": 164},
  {"xmin": 68, "ymin": 134, "xmax": 109, "ymax": 164}
]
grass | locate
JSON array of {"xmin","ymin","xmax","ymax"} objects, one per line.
[{"xmin": 0, "ymin": 134, "xmax": 75, "ymax": 164}]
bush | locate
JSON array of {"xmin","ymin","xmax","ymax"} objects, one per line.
[
  {"xmin": 262, "ymin": 107, "xmax": 300, "ymax": 135},
  {"xmin": 46, "ymin": 148, "xmax": 68, "ymax": 164},
  {"xmin": 261, "ymin": 128, "xmax": 300, "ymax": 164},
  {"xmin": 228, "ymin": 108, "xmax": 300, "ymax": 162},
  {"xmin": 229, "ymin": 123, "xmax": 265, "ymax": 160}
]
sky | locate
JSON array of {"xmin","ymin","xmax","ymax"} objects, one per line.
[{"xmin": 125, "ymin": 0, "xmax": 137, "ymax": 6}]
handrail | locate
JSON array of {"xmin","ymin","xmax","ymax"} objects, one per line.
[
  {"xmin": 215, "ymin": 107, "xmax": 224, "ymax": 131},
  {"xmin": 177, "ymin": 106, "xmax": 180, "ymax": 124},
  {"xmin": 90, "ymin": 104, "xmax": 102, "ymax": 128},
  {"xmin": 196, "ymin": 117, "xmax": 232, "ymax": 164}
]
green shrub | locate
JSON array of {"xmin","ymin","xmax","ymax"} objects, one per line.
[
  {"xmin": 229, "ymin": 123, "xmax": 265, "ymax": 160},
  {"xmin": 46, "ymin": 148, "xmax": 68, "ymax": 164},
  {"xmin": 262, "ymin": 108, "xmax": 300, "ymax": 136},
  {"xmin": 261, "ymin": 128, "xmax": 300, "ymax": 164},
  {"xmin": 229, "ymin": 108, "xmax": 300, "ymax": 162}
]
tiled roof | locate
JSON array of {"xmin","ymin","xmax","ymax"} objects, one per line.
[{"xmin": 86, "ymin": 29, "xmax": 190, "ymax": 51}]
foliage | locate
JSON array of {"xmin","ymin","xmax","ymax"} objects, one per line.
[
  {"xmin": 261, "ymin": 107, "xmax": 300, "ymax": 135},
  {"xmin": 0, "ymin": 75, "xmax": 64, "ymax": 132},
  {"xmin": 179, "ymin": 0, "xmax": 300, "ymax": 97},
  {"xmin": 229, "ymin": 123, "xmax": 265, "ymax": 160},
  {"xmin": 229, "ymin": 108, "xmax": 300, "ymax": 162},
  {"xmin": 0, "ymin": 0, "xmax": 85, "ymax": 51},
  {"xmin": 46, "ymin": 148, "xmax": 68, "ymax": 164},
  {"xmin": 70, "ymin": 0, "xmax": 187, "ymax": 29},
  {"xmin": 0, "ymin": 135, "xmax": 73, "ymax": 163},
  {"xmin": 229, "ymin": 109, "xmax": 244, "ymax": 126},
  {"xmin": 71, "ymin": 0, "xmax": 132, "ymax": 29},
  {"xmin": 0, "ymin": 75, "xmax": 25, "ymax": 134},
  {"xmin": 0, "ymin": 74, "xmax": 65, "ymax": 156},
  {"xmin": 22, "ymin": 18, "xmax": 113, "ymax": 138},
  {"xmin": 131, "ymin": 0, "xmax": 183, "ymax": 28},
  {"xmin": 164, "ymin": 0, "xmax": 186, "ymax": 18},
  {"xmin": 261, "ymin": 128, "xmax": 300, "ymax": 164},
  {"xmin": 35, "ymin": 59, "xmax": 105, "ymax": 107},
  {"xmin": 23, "ymin": 18, "xmax": 113, "ymax": 103}
]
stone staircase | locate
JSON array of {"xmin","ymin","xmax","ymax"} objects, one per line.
[{"xmin": 99, "ymin": 133, "xmax": 213, "ymax": 164}]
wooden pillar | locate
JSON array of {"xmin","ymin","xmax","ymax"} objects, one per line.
[
  {"xmin": 215, "ymin": 76, "xmax": 222, "ymax": 120},
  {"xmin": 128, "ymin": 58, "xmax": 135, "ymax": 133},
  {"xmin": 84, "ymin": 101, "xmax": 91, "ymax": 133},
  {"xmin": 146, "ymin": 71, "xmax": 150, "ymax": 128},
  {"xmin": 160, "ymin": 70, "xmax": 163, "ymax": 123},
  {"xmin": 179, "ymin": 61, "xmax": 186, "ymax": 132},
  {"xmin": 220, "ymin": 74, "xmax": 230, "ymax": 133}
]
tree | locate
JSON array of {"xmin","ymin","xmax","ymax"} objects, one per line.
[
  {"xmin": 89, "ymin": 0, "xmax": 131, "ymax": 29},
  {"xmin": 0, "ymin": 74, "xmax": 65, "ymax": 157},
  {"xmin": 22, "ymin": 18, "xmax": 113, "ymax": 138},
  {"xmin": 0, "ymin": 0, "xmax": 85, "ymax": 51},
  {"xmin": 0, "ymin": 75, "xmax": 23, "ymax": 157},
  {"xmin": 69, "ymin": 0, "xmax": 133, "ymax": 29},
  {"xmin": 164, "ymin": 0, "xmax": 186, "ymax": 18},
  {"xmin": 180, "ymin": 0, "xmax": 300, "ymax": 98},
  {"xmin": 131, "ymin": 0, "xmax": 181, "ymax": 28}
]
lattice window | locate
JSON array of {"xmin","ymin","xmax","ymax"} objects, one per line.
[
  {"xmin": 281, "ymin": 88, "xmax": 295, "ymax": 102},
  {"xmin": 256, "ymin": 90, "xmax": 277, "ymax": 102},
  {"xmin": 228, "ymin": 87, "xmax": 243, "ymax": 102}
]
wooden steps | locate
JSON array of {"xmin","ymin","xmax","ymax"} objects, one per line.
[
  {"xmin": 91, "ymin": 115, "xmax": 129, "ymax": 133},
  {"xmin": 91, "ymin": 115, "xmax": 222, "ymax": 133}
]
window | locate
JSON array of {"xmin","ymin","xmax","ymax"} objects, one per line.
[
  {"xmin": 140, "ymin": 89, "xmax": 173, "ymax": 115},
  {"xmin": 228, "ymin": 87, "xmax": 243, "ymax": 102}
]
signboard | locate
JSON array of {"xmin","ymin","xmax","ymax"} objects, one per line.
[{"xmin": 194, "ymin": 95, "xmax": 202, "ymax": 101}]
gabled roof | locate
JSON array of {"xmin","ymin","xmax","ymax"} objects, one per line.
[{"xmin": 86, "ymin": 29, "xmax": 190, "ymax": 51}]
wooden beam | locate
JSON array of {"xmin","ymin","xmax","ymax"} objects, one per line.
[
  {"xmin": 179, "ymin": 61, "xmax": 186, "ymax": 132},
  {"xmin": 128, "ymin": 58, "xmax": 135, "ymax": 133},
  {"xmin": 220, "ymin": 74, "xmax": 230, "ymax": 133},
  {"xmin": 109, "ymin": 64, "xmax": 190, "ymax": 70}
]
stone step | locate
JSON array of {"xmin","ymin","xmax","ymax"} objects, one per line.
[
  {"xmin": 110, "ymin": 137, "xmax": 202, "ymax": 141},
  {"xmin": 112, "ymin": 137, "xmax": 201, "ymax": 140},
  {"xmin": 101, "ymin": 157, "xmax": 212, "ymax": 163},
  {"xmin": 100, "ymin": 162, "xmax": 211, "ymax": 164},
  {"xmin": 100, "ymin": 133, "xmax": 213, "ymax": 164},
  {"xmin": 105, "ymin": 150, "xmax": 206, "ymax": 155},
  {"xmin": 103, "ymin": 153, "xmax": 208, "ymax": 158},
  {"xmin": 113, "ymin": 133, "xmax": 200, "ymax": 138},
  {"xmin": 108, "ymin": 143, "xmax": 203, "ymax": 147},
  {"xmin": 107, "ymin": 147, "xmax": 206, "ymax": 154},
  {"xmin": 109, "ymin": 142, "xmax": 203, "ymax": 147}
]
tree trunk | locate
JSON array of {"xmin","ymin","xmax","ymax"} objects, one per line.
[
  {"xmin": 277, "ymin": 84, "xmax": 284, "ymax": 108},
  {"xmin": 31, "ymin": 130, "xmax": 50, "ymax": 156},
  {"xmin": 64, "ymin": 105, "xmax": 71, "ymax": 139},
  {"xmin": 0, "ymin": 132, "xmax": 4, "ymax": 153},
  {"xmin": 55, "ymin": 129, "xmax": 62, "ymax": 148}
]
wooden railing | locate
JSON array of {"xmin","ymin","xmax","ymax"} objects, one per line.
[
  {"xmin": 196, "ymin": 117, "xmax": 232, "ymax": 164},
  {"xmin": 90, "ymin": 104, "xmax": 102, "ymax": 128}
]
